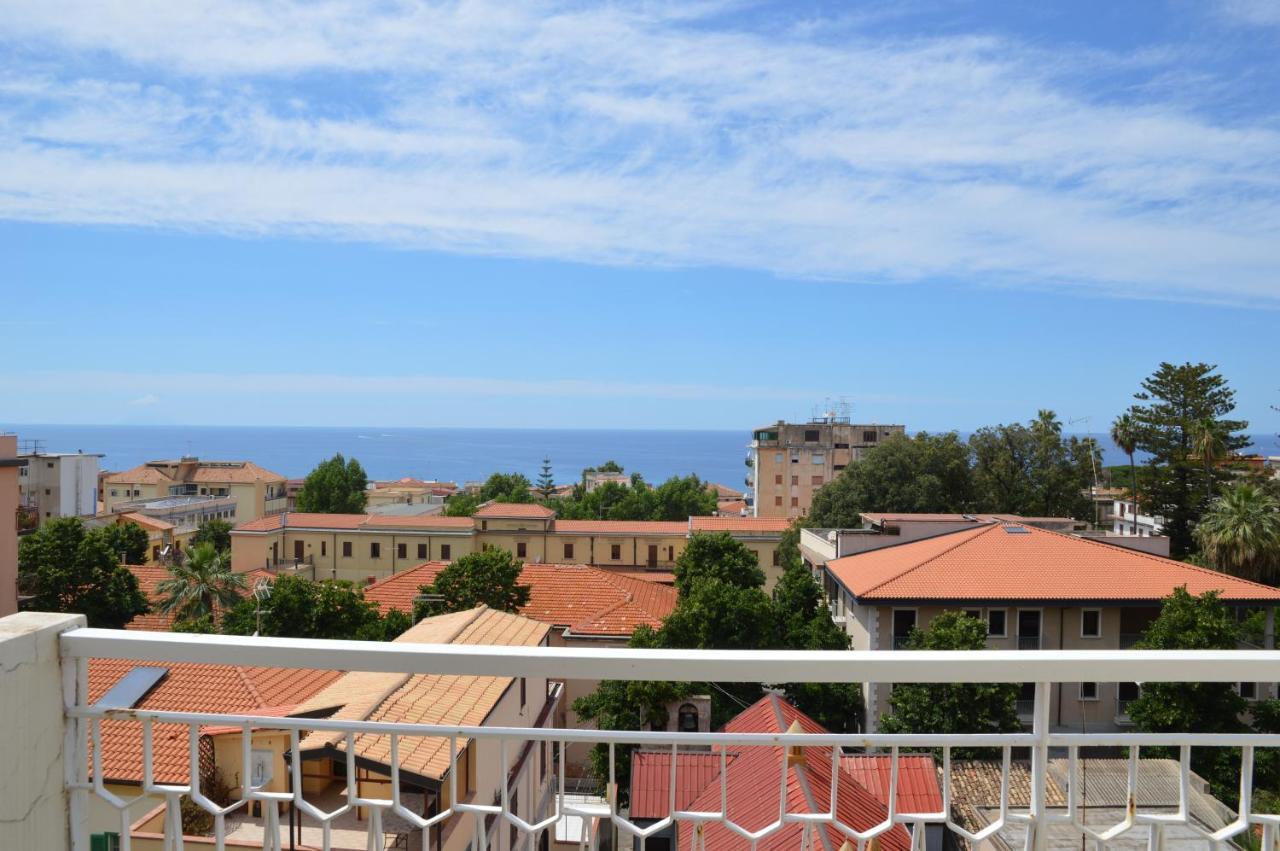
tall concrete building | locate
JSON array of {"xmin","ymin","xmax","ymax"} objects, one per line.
[
  {"xmin": 18, "ymin": 450, "xmax": 102, "ymax": 523},
  {"xmin": 0, "ymin": 435, "xmax": 23, "ymax": 616},
  {"xmin": 749, "ymin": 414, "xmax": 905, "ymax": 518}
]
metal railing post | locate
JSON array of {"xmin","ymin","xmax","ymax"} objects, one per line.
[{"xmin": 1027, "ymin": 681, "xmax": 1051, "ymax": 851}]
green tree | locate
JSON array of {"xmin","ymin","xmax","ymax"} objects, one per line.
[
  {"xmin": 970, "ymin": 412, "xmax": 1098, "ymax": 520},
  {"xmin": 547, "ymin": 474, "xmax": 716, "ymax": 522},
  {"xmin": 442, "ymin": 492, "xmax": 482, "ymax": 517},
  {"xmin": 155, "ymin": 542, "xmax": 246, "ymax": 624},
  {"xmin": 650, "ymin": 474, "xmax": 718, "ymax": 520},
  {"xmin": 673, "ymin": 532, "xmax": 765, "ymax": 597},
  {"xmin": 878, "ymin": 611, "xmax": 1020, "ymax": 754},
  {"xmin": 1110, "ymin": 413, "xmax": 1140, "ymax": 526},
  {"xmin": 1194, "ymin": 483, "xmax": 1280, "ymax": 584},
  {"xmin": 1130, "ymin": 363, "xmax": 1249, "ymax": 556},
  {"xmin": 190, "ymin": 518, "xmax": 234, "ymax": 554},
  {"xmin": 1190, "ymin": 417, "xmax": 1229, "ymax": 503},
  {"xmin": 17, "ymin": 517, "xmax": 150, "ymax": 628},
  {"xmin": 809, "ymin": 432, "xmax": 974, "ymax": 527},
  {"xmin": 221, "ymin": 574, "xmax": 407, "ymax": 640},
  {"xmin": 295, "ymin": 453, "xmax": 369, "ymax": 514},
  {"xmin": 97, "ymin": 520, "xmax": 151, "ymax": 564},
  {"xmin": 416, "ymin": 549, "xmax": 531, "ymax": 618},
  {"xmin": 536, "ymin": 457, "xmax": 556, "ymax": 500}
]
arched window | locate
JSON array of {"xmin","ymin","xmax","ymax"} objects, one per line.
[{"xmin": 677, "ymin": 703, "xmax": 699, "ymax": 733}]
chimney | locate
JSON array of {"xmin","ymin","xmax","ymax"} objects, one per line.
[{"xmin": 785, "ymin": 719, "xmax": 806, "ymax": 768}]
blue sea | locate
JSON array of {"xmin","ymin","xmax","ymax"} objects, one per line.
[{"xmin": 4, "ymin": 425, "xmax": 1277, "ymax": 487}]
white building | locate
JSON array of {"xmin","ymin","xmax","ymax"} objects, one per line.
[{"xmin": 18, "ymin": 451, "xmax": 102, "ymax": 523}]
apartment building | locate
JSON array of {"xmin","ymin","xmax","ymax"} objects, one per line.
[
  {"xmin": 103, "ymin": 457, "xmax": 287, "ymax": 522},
  {"xmin": 816, "ymin": 520, "xmax": 1280, "ymax": 732},
  {"xmin": 229, "ymin": 505, "xmax": 792, "ymax": 586},
  {"xmin": 0, "ymin": 435, "xmax": 22, "ymax": 616},
  {"xmin": 17, "ymin": 450, "xmax": 102, "ymax": 523},
  {"xmin": 749, "ymin": 416, "xmax": 905, "ymax": 518}
]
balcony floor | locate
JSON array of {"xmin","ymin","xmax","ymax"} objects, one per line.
[{"xmin": 223, "ymin": 783, "xmax": 425, "ymax": 850}]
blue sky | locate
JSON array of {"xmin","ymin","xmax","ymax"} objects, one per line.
[{"xmin": 2, "ymin": 0, "xmax": 1278, "ymax": 432}]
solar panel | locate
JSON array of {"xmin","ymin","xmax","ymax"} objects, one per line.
[
  {"xmin": 95, "ymin": 666, "xmax": 168, "ymax": 709},
  {"xmin": 1002, "ymin": 525, "xmax": 1030, "ymax": 534}
]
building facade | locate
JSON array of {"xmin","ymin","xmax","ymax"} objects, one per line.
[
  {"xmin": 17, "ymin": 451, "xmax": 102, "ymax": 523},
  {"xmin": 103, "ymin": 457, "xmax": 286, "ymax": 523},
  {"xmin": 749, "ymin": 417, "xmax": 905, "ymax": 518},
  {"xmin": 0, "ymin": 435, "xmax": 22, "ymax": 617}
]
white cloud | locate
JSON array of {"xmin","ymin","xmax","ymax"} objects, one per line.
[
  {"xmin": 1, "ymin": 1, "xmax": 1279, "ymax": 303},
  {"xmin": 128, "ymin": 393, "xmax": 161, "ymax": 407}
]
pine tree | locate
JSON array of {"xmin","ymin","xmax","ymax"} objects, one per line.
[{"xmin": 536, "ymin": 457, "xmax": 556, "ymax": 500}]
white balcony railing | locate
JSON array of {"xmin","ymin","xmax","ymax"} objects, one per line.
[{"xmin": 37, "ymin": 626, "xmax": 1280, "ymax": 851}]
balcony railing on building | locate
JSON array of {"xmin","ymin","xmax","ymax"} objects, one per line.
[{"xmin": 6, "ymin": 616, "xmax": 1280, "ymax": 851}]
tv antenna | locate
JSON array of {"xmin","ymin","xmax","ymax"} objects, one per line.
[{"xmin": 251, "ymin": 579, "xmax": 273, "ymax": 636}]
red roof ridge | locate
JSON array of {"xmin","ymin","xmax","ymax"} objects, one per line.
[
  {"xmin": 853, "ymin": 524, "xmax": 995, "ymax": 597},
  {"xmin": 234, "ymin": 667, "xmax": 265, "ymax": 707}
]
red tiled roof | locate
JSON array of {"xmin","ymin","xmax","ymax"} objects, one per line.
[
  {"xmin": 473, "ymin": 502, "xmax": 555, "ymax": 518},
  {"xmin": 708, "ymin": 483, "xmax": 745, "ymax": 499},
  {"xmin": 119, "ymin": 512, "xmax": 175, "ymax": 533},
  {"xmin": 840, "ymin": 755, "xmax": 943, "ymax": 813},
  {"xmin": 554, "ymin": 519, "xmax": 688, "ymax": 535},
  {"xmin": 828, "ymin": 522, "xmax": 1280, "ymax": 602},
  {"xmin": 123, "ymin": 565, "xmax": 273, "ymax": 632},
  {"xmin": 631, "ymin": 752, "xmax": 734, "ymax": 819},
  {"xmin": 690, "ymin": 516, "xmax": 791, "ymax": 534},
  {"xmin": 861, "ymin": 513, "xmax": 978, "ymax": 524},
  {"xmin": 365, "ymin": 561, "xmax": 677, "ymax": 637},
  {"xmin": 87, "ymin": 660, "xmax": 340, "ymax": 784},
  {"xmin": 716, "ymin": 500, "xmax": 747, "ymax": 517},
  {"xmin": 360, "ymin": 514, "xmax": 474, "ymax": 529},
  {"xmin": 634, "ymin": 695, "xmax": 910, "ymax": 851}
]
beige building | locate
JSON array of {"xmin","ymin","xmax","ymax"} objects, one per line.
[
  {"xmin": 103, "ymin": 457, "xmax": 286, "ymax": 523},
  {"xmin": 230, "ymin": 504, "xmax": 792, "ymax": 587},
  {"xmin": 749, "ymin": 417, "xmax": 905, "ymax": 518},
  {"xmin": 18, "ymin": 450, "xmax": 102, "ymax": 523},
  {"xmin": 817, "ymin": 519, "xmax": 1280, "ymax": 733},
  {"xmin": 0, "ymin": 435, "xmax": 22, "ymax": 616}
]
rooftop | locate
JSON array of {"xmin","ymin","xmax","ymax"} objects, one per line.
[{"xmin": 472, "ymin": 502, "xmax": 556, "ymax": 519}]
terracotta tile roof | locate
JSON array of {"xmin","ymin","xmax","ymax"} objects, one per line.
[
  {"xmin": 840, "ymin": 755, "xmax": 943, "ymax": 813},
  {"xmin": 473, "ymin": 502, "xmax": 555, "ymax": 518},
  {"xmin": 716, "ymin": 500, "xmax": 747, "ymax": 517},
  {"xmin": 364, "ymin": 561, "xmax": 677, "ymax": 637},
  {"xmin": 123, "ymin": 565, "xmax": 273, "ymax": 632},
  {"xmin": 861, "ymin": 513, "xmax": 978, "ymax": 524},
  {"xmin": 605, "ymin": 569, "xmax": 676, "ymax": 585},
  {"xmin": 708, "ymin": 483, "xmax": 745, "ymax": 500},
  {"xmin": 87, "ymin": 659, "xmax": 340, "ymax": 784},
  {"xmin": 689, "ymin": 516, "xmax": 791, "ymax": 534},
  {"xmin": 828, "ymin": 522, "xmax": 1280, "ymax": 602},
  {"xmin": 120, "ymin": 512, "xmax": 175, "ymax": 533},
  {"xmin": 234, "ymin": 512, "xmax": 475, "ymax": 534},
  {"xmin": 360, "ymin": 514, "xmax": 474, "ymax": 530},
  {"xmin": 190, "ymin": 461, "xmax": 285, "ymax": 483},
  {"xmin": 104, "ymin": 464, "xmax": 171, "ymax": 485},
  {"xmin": 298, "ymin": 607, "xmax": 549, "ymax": 781},
  {"xmin": 553, "ymin": 519, "xmax": 688, "ymax": 535},
  {"xmin": 631, "ymin": 751, "xmax": 735, "ymax": 819},
  {"xmin": 634, "ymin": 695, "xmax": 911, "ymax": 851}
]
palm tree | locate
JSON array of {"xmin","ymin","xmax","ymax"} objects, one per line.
[
  {"xmin": 156, "ymin": 542, "xmax": 247, "ymax": 625},
  {"xmin": 1194, "ymin": 483, "xmax": 1280, "ymax": 584},
  {"xmin": 1110, "ymin": 413, "xmax": 1140, "ymax": 529},
  {"xmin": 1190, "ymin": 417, "xmax": 1228, "ymax": 503}
]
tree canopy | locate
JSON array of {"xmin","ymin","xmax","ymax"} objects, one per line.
[
  {"xmin": 1194, "ymin": 483, "xmax": 1280, "ymax": 584},
  {"xmin": 1129, "ymin": 362, "xmax": 1249, "ymax": 556},
  {"xmin": 877, "ymin": 611, "xmax": 1020, "ymax": 754},
  {"xmin": 97, "ymin": 520, "xmax": 151, "ymax": 565},
  {"xmin": 548, "ymin": 473, "xmax": 717, "ymax": 521},
  {"xmin": 969, "ymin": 410, "xmax": 1099, "ymax": 520},
  {"xmin": 415, "ymin": 548, "xmax": 530, "ymax": 618},
  {"xmin": 221, "ymin": 574, "xmax": 409, "ymax": 641},
  {"xmin": 444, "ymin": 472, "xmax": 535, "ymax": 515},
  {"xmin": 536, "ymin": 457, "xmax": 556, "ymax": 500},
  {"xmin": 190, "ymin": 518, "xmax": 234, "ymax": 554},
  {"xmin": 17, "ymin": 517, "xmax": 150, "ymax": 628},
  {"xmin": 155, "ymin": 542, "xmax": 246, "ymax": 625},
  {"xmin": 295, "ymin": 453, "xmax": 369, "ymax": 514}
]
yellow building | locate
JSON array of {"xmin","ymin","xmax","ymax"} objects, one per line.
[
  {"xmin": 103, "ymin": 457, "xmax": 287, "ymax": 523},
  {"xmin": 231, "ymin": 503, "xmax": 792, "ymax": 587},
  {"xmin": 0, "ymin": 434, "xmax": 22, "ymax": 616}
]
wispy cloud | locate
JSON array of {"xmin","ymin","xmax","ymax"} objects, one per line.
[
  {"xmin": 128, "ymin": 393, "xmax": 161, "ymax": 407},
  {"xmin": 1, "ymin": 1, "xmax": 1278, "ymax": 303}
]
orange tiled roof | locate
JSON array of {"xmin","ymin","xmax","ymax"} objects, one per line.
[
  {"xmin": 708, "ymin": 482, "xmax": 745, "ymax": 499},
  {"xmin": 473, "ymin": 502, "xmax": 555, "ymax": 518},
  {"xmin": 190, "ymin": 461, "xmax": 285, "ymax": 483},
  {"xmin": 298, "ymin": 607, "xmax": 549, "ymax": 781},
  {"xmin": 119, "ymin": 512, "xmax": 175, "ymax": 533},
  {"xmin": 361, "ymin": 514, "xmax": 474, "ymax": 530},
  {"xmin": 365, "ymin": 561, "xmax": 677, "ymax": 637},
  {"xmin": 716, "ymin": 500, "xmax": 747, "ymax": 517},
  {"xmin": 87, "ymin": 659, "xmax": 340, "ymax": 784},
  {"xmin": 861, "ymin": 513, "xmax": 979, "ymax": 524},
  {"xmin": 103, "ymin": 464, "xmax": 171, "ymax": 485},
  {"xmin": 690, "ymin": 516, "xmax": 791, "ymax": 534},
  {"xmin": 828, "ymin": 522, "xmax": 1280, "ymax": 603},
  {"xmin": 234, "ymin": 512, "xmax": 474, "ymax": 533},
  {"xmin": 553, "ymin": 519, "xmax": 688, "ymax": 535}
]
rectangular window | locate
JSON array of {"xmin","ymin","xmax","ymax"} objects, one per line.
[
  {"xmin": 791, "ymin": 475, "xmax": 799, "ymax": 486},
  {"xmin": 370, "ymin": 542, "xmax": 381, "ymax": 559},
  {"xmin": 987, "ymin": 609, "xmax": 1007, "ymax": 637},
  {"xmin": 397, "ymin": 543, "xmax": 407, "ymax": 559},
  {"xmin": 1079, "ymin": 682, "xmax": 1099, "ymax": 701},
  {"xmin": 804, "ymin": 429, "xmax": 820, "ymax": 442},
  {"xmin": 417, "ymin": 543, "xmax": 428, "ymax": 559},
  {"xmin": 774, "ymin": 474, "xmax": 783, "ymax": 485},
  {"xmin": 772, "ymin": 550, "xmax": 780, "ymax": 566},
  {"xmin": 892, "ymin": 610, "xmax": 917, "ymax": 649},
  {"xmin": 110, "ymin": 489, "xmax": 117, "ymax": 497},
  {"xmin": 611, "ymin": 544, "xmax": 622, "ymax": 560},
  {"xmin": 790, "ymin": 451, "xmax": 800, "ymax": 464},
  {"xmin": 811, "ymin": 475, "xmax": 823, "ymax": 486},
  {"xmin": 963, "ymin": 608, "xmax": 982, "ymax": 622},
  {"xmin": 517, "ymin": 542, "xmax": 527, "ymax": 558},
  {"xmin": 811, "ymin": 452, "xmax": 824, "ymax": 464},
  {"xmin": 834, "ymin": 442, "xmax": 849, "ymax": 449},
  {"xmin": 441, "ymin": 544, "xmax": 451, "ymax": 560},
  {"xmin": 863, "ymin": 430, "xmax": 877, "ymax": 443},
  {"xmin": 564, "ymin": 542, "xmax": 574, "ymax": 559},
  {"xmin": 342, "ymin": 541, "xmax": 352, "ymax": 558},
  {"xmin": 1081, "ymin": 609, "xmax": 1102, "ymax": 638},
  {"xmin": 774, "ymin": 453, "xmax": 783, "ymax": 463},
  {"xmin": 1240, "ymin": 682, "xmax": 1258, "ymax": 700},
  {"xmin": 774, "ymin": 496, "xmax": 783, "ymax": 506},
  {"xmin": 321, "ymin": 541, "xmax": 327, "ymax": 557}
]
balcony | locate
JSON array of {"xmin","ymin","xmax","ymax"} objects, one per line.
[
  {"xmin": 264, "ymin": 495, "xmax": 288, "ymax": 515},
  {"xmin": 1017, "ymin": 635, "xmax": 1041, "ymax": 650},
  {"xmin": 4, "ymin": 612, "xmax": 1280, "ymax": 851}
]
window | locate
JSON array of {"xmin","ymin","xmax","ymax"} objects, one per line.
[
  {"xmin": 834, "ymin": 442, "xmax": 849, "ymax": 449},
  {"xmin": 342, "ymin": 541, "xmax": 352, "ymax": 558},
  {"xmin": 610, "ymin": 544, "xmax": 622, "ymax": 560},
  {"xmin": 564, "ymin": 542, "xmax": 574, "ymax": 559},
  {"xmin": 790, "ymin": 497, "xmax": 799, "ymax": 507},
  {"xmin": 811, "ymin": 452, "xmax": 824, "ymax": 464},
  {"xmin": 834, "ymin": 464, "xmax": 846, "ymax": 472},
  {"xmin": 481, "ymin": 520, "xmax": 488, "ymax": 531},
  {"xmin": 677, "ymin": 703, "xmax": 699, "ymax": 732},
  {"xmin": 774, "ymin": 496, "xmax": 783, "ymax": 506},
  {"xmin": 1079, "ymin": 682, "xmax": 1099, "ymax": 701},
  {"xmin": 774, "ymin": 474, "xmax": 783, "ymax": 485},
  {"xmin": 963, "ymin": 609, "xmax": 982, "ymax": 622},
  {"xmin": 772, "ymin": 550, "xmax": 780, "ymax": 566},
  {"xmin": 987, "ymin": 609, "xmax": 1007, "ymax": 637},
  {"xmin": 804, "ymin": 429, "xmax": 820, "ymax": 442},
  {"xmin": 517, "ymin": 542, "xmax": 527, "ymax": 558},
  {"xmin": 370, "ymin": 542, "xmax": 381, "ymax": 559},
  {"xmin": 417, "ymin": 543, "xmax": 427, "ymax": 559},
  {"xmin": 110, "ymin": 489, "xmax": 117, "ymax": 497},
  {"xmin": 790, "ymin": 450, "xmax": 800, "ymax": 464},
  {"xmin": 862, "ymin": 430, "xmax": 877, "ymax": 443},
  {"xmin": 1081, "ymin": 609, "xmax": 1102, "ymax": 638},
  {"xmin": 397, "ymin": 543, "xmax": 407, "ymax": 559},
  {"xmin": 811, "ymin": 475, "xmax": 823, "ymax": 486},
  {"xmin": 791, "ymin": 475, "xmax": 799, "ymax": 486},
  {"xmin": 1240, "ymin": 682, "xmax": 1258, "ymax": 700},
  {"xmin": 441, "ymin": 544, "xmax": 451, "ymax": 560},
  {"xmin": 520, "ymin": 676, "xmax": 527, "ymax": 710},
  {"xmin": 892, "ymin": 610, "xmax": 917, "ymax": 649},
  {"xmin": 774, "ymin": 453, "xmax": 783, "ymax": 463},
  {"xmin": 321, "ymin": 541, "xmax": 327, "ymax": 557}
]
